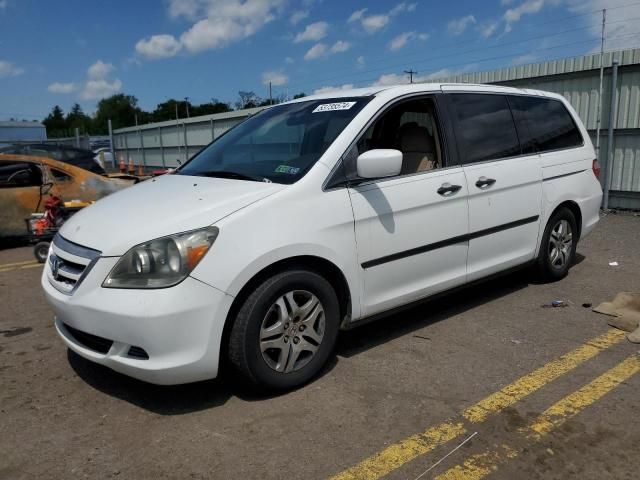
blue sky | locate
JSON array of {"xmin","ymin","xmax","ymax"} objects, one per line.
[{"xmin": 0, "ymin": 0, "xmax": 638, "ymax": 121}]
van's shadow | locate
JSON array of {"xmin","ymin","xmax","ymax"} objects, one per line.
[{"xmin": 68, "ymin": 255, "xmax": 584, "ymax": 415}]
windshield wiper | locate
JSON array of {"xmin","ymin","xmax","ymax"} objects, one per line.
[{"xmin": 199, "ymin": 170, "xmax": 270, "ymax": 183}]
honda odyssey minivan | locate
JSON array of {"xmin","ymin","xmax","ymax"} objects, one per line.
[{"xmin": 42, "ymin": 83, "xmax": 602, "ymax": 390}]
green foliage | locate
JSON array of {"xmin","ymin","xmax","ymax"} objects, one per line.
[
  {"xmin": 42, "ymin": 90, "xmax": 292, "ymax": 138},
  {"xmin": 93, "ymin": 94, "xmax": 144, "ymax": 133}
]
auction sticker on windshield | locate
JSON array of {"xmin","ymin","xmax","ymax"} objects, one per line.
[{"xmin": 312, "ymin": 102, "xmax": 356, "ymax": 113}]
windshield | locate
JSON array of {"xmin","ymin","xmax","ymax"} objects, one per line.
[{"xmin": 177, "ymin": 97, "xmax": 371, "ymax": 184}]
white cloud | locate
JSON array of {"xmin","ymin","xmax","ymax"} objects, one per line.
[
  {"xmin": 361, "ymin": 15, "xmax": 389, "ymax": 33},
  {"xmin": 290, "ymin": 10, "xmax": 309, "ymax": 24},
  {"xmin": 285, "ymin": 56, "xmax": 294, "ymax": 64},
  {"xmin": 303, "ymin": 40, "xmax": 350, "ymax": 60},
  {"xmin": 81, "ymin": 60, "xmax": 122, "ymax": 100},
  {"xmin": 348, "ymin": 8, "xmax": 367, "ymax": 23},
  {"xmin": 568, "ymin": 0, "xmax": 640, "ymax": 51},
  {"xmin": 479, "ymin": 21, "xmax": 499, "ymax": 38},
  {"xmin": 313, "ymin": 83, "xmax": 354, "ymax": 95},
  {"xmin": 47, "ymin": 82, "xmax": 77, "ymax": 94},
  {"xmin": 357, "ymin": 55, "xmax": 365, "ymax": 67},
  {"xmin": 81, "ymin": 78, "xmax": 123, "ymax": 100},
  {"xmin": 389, "ymin": 2, "xmax": 417, "ymax": 15},
  {"xmin": 349, "ymin": 2, "xmax": 416, "ymax": 34},
  {"xmin": 87, "ymin": 60, "xmax": 114, "ymax": 80},
  {"xmin": 501, "ymin": 0, "xmax": 513, "ymax": 4},
  {"xmin": 135, "ymin": 34, "xmax": 182, "ymax": 59},
  {"xmin": 503, "ymin": 0, "xmax": 546, "ymax": 32},
  {"xmin": 138, "ymin": 0, "xmax": 283, "ymax": 58},
  {"xmin": 512, "ymin": 53, "xmax": 537, "ymax": 65},
  {"xmin": 371, "ymin": 73, "xmax": 409, "ymax": 86},
  {"xmin": 294, "ymin": 21, "xmax": 328, "ymax": 43},
  {"xmin": 0, "ymin": 60, "xmax": 24, "ymax": 78},
  {"xmin": 448, "ymin": 14, "xmax": 476, "ymax": 35},
  {"xmin": 0, "ymin": 0, "xmax": 7, "ymax": 11},
  {"xmin": 389, "ymin": 31, "xmax": 428, "ymax": 51},
  {"xmin": 304, "ymin": 43, "xmax": 327, "ymax": 60},
  {"xmin": 330, "ymin": 40, "xmax": 350, "ymax": 53},
  {"xmin": 262, "ymin": 70, "xmax": 288, "ymax": 86}
]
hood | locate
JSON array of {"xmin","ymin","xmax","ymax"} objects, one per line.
[{"xmin": 59, "ymin": 174, "xmax": 285, "ymax": 256}]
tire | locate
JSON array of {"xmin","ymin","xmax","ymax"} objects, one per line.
[
  {"xmin": 535, "ymin": 207, "xmax": 578, "ymax": 281},
  {"xmin": 33, "ymin": 241, "xmax": 50, "ymax": 263},
  {"xmin": 228, "ymin": 269, "xmax": 340, "ymax": 391}
]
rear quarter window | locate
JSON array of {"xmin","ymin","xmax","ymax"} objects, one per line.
[
  {"xmin": 448, "ymin": 93, "xmax": 521, "ymax": 164},
  {"xmin": 509, "ymin": 95, "xmax": 583, "ymax": 153}
]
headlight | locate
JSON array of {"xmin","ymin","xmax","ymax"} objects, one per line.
[{"xmin": 103, "ymin": 227, "xmax": 219, "ymax": 289}]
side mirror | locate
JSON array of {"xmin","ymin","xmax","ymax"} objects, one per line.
[{"xmin": 356, "ymin": 149, "xmax": 402, "ymax": 179}]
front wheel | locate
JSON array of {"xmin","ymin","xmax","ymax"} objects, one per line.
[
  {"xmin": 228, "ymin": 269, "xmax": 340, "ymax": 391},
  {"xmin": 535, "ymin": 207, "xmax": 578, "ymax": 281}
]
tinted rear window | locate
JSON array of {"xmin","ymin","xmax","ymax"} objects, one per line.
[
  {"xmin": 509, "ymin": 96, "xmax": 583, "ymax": 153},
  {"xmin": 448, "ymin": 94, "xmax": 521, "ymax": 164}
]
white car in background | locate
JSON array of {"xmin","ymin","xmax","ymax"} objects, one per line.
[
  {"xmin": 42, "ymin": 83, "xmax": 602, "ymax": 390},
  {"xmin": 93, "ymin": 147, "xmax": 113, "ymax": 169}
]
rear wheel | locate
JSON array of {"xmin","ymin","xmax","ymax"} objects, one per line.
[
  {"xmin": 535, "ymin": 207, "xmax": 578, "ymax": 281},
  {"xmin": 228, "ymin": 269, "xmax": 339, "ymax": 390}
]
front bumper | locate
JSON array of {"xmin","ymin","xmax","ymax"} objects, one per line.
[{"xmin": 42, "ymin": 256, "xmax": 234, "ymax": 385}]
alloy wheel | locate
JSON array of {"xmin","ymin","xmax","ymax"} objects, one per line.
[{"xmin": 259, "ymin": 290, "xmax": 325, "ymax": 373}]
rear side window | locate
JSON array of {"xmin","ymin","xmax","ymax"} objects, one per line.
[
  {"xmin": 448, "ymin": 94, "xmax": 520, "ymax": 164},
  {"xmin": 509, "ymin": 96, "xmax": 583, "ymax": 153}
]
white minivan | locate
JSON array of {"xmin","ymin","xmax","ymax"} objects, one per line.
[{"xmin": 42, "ymin": 83, "xmax": 602, "ymax": 390}]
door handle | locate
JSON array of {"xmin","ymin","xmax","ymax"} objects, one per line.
[
  {"xmin": 437, "ymin": 183, "xmax": 462, "ymax": 196},
  {"xmin": 475, "ymin": 176, "xmax": 496, "ymax": 189}
]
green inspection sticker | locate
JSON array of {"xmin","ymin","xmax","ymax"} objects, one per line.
[{"xmin": 275, "ymin": 165, "xmax": 300, "ymax": 174}]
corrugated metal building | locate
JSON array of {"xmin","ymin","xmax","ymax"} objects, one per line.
[
  {"xmin": 0, "ymin": 120, "xmax": 47, "ymax": 145},
  {"xmin": 431, "ymin": 48, "xmax": 640, "ymax": 209},
  {"xmin": 113, "ymin": 48, "xmax": 640, "ymax": 208},
  {"xmin": 113, "ymin": 107, "xmax": 264, "ymax": 169}
]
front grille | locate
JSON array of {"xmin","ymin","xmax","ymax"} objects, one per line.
[
  {"xmin": 127, "ymin": 346, "xmax": 149, "ymax": 360},
  {"xmin": 64, "ymin": 323, "xmax": 113, "ymax": 354},
  {"xmin": 47, "ymin": 234, "xmax": 101, "ymax": 295}
]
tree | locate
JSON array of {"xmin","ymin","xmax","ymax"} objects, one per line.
[
  {"xmin": 151, "ymin": 99, "xmax": 182, "ymax": 122},
  {"xmin": 93, "ymin": 94, "xmax": 144, "ymax": 133},
  {"xmin": 65, "ymin": 103, "xmax": 92, "ymax": 136},
  {"xmin": 192, "ymin": 99, "xmax": 232, "ymax": 116},
  {"xmin": 293, "ymin": 93, "xmax": 306, "ymax": 99},
  {"xmin": 42, "ymin": 105, "xmax": 67, "ymax": 138},
  {"xmin": 236, "ymin": 91, "xmax": 261, "ymax": 109}
]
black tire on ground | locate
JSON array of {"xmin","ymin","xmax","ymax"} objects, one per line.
[
  {"xmin": 228, "ymin": 269, "xmax": 340, "ymax": 391},
  {"xmin": 535, "ymin": 207, "xmax": 578, "ymax": 281},
  {"xmin": 33, "ymin": 241, "xmax": 50, "ymax": 263}
]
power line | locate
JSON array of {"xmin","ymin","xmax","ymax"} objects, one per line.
[
  {"xmin": 287, "ymin": 31, "xmax": 640, "ymax": 94},
  {"xmin": 288, "ymin": 15, "xmax": 640, "ymax": 92}
]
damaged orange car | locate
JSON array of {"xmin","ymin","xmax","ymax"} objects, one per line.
[{"xmin": 0, "ymin": 154, "xmax": 135, "ymax": 238}]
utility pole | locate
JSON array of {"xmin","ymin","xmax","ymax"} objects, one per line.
[
  {"xmin": 595, "ymin": 8, "xmax": 606, "ymax": 159},
  {"xmin": 404, "ymin": 69, "xmax": 417, "ymax": 84},
  {"xmin": 269, "ymin": 82, "xmax": 273, "ymax": 105},
  {"xmin": 175, "ymin": 101, "xmax": 181, "ymax": 159},
  {"xmin": 184, "ymin": 97, "xmax": 190, "ymax": 118}
]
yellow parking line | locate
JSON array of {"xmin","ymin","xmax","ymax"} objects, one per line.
[
  {"xmin": 434, "ymin": 355, "xmax": 640, "ymax": 480},
  {"xmin": 527, "ymin": 354, "xmax": 640, "ymax": 439},
  {"xmin": 0, "ymin": 260, "xmax": 38, "ymax": 269},
  {"xmin": 329, "ymin": 329, "xmax": 625, "ymax": 480},
  {"xmin": 462, "ymin": 329, "xmax": 625, "ymax": 423},
  {"xmin": 331, "ymin": 423, "xmax": 466, "ymax": 480},
  {"xmin": 0, "ymin": 263, "xmax": 43, "ymax": 274},
  {"xmin": 435, "ymin": 445, "xmax": 518, "ymax": 480}
]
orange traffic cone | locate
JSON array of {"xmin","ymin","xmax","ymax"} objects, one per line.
[
  {"xmin": 128, "ymin": 157, "xmax": 135, "ymax": 174},
  {"xmin": 119, "ymin": 156, "xmax": 126, "ymax": 173},
  {"xmin": 138, "ymin": 162, "xmax": 144, "ymax": 176}
]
